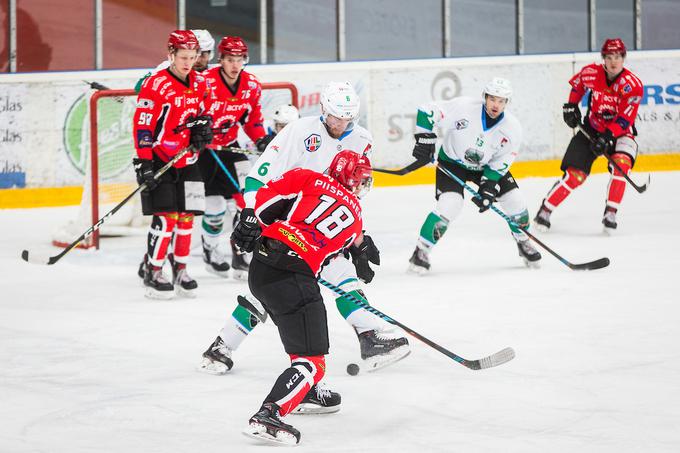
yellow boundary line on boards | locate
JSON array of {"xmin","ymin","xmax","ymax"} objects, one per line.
[{"xmin": 2, "ymin": 153, "xmax": 680, "ymax": 209}]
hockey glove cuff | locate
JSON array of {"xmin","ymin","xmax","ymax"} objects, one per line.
[
  {"xmin": 472, "ymin": 178, "xmax": 498, "ymax": 213},
  {"xmin": 592, "ymin": 129, "xmax": 614, "ymax": 156},
  {"xmin": 255, "ymin": 134, "xmax": 275, "ymax": 153},
  {"xmin": 412, "ymin": 132, "xmax": 437, "ymax": 162},
  {"xmin": 230, "ymin": 208, "xmax": 261, "ymax": 253},
  {"xmin": 133, "ymin": 158, "xmax": 158, "ymax": 191}
]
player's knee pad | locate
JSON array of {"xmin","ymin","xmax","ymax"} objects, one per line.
[
  {"xmin": 564, "ymin": 167, "xmax": 588, "ymax": 189},
  {"xmin": 321, "ymin": 256, "xmax": 360, "ymax": 291},
  {"xmin": 609, "ymin": 152, "xmax": 633, "ymax": 176},
  {"xmin": 435, "ymin": 191, "xmax": 463, "ymax": 221},
  {"xmin": 289, "ymin": 354, "xmax": 326, "ymax": 386},
  {"xmin": 276, "ymin": 302, "xmax": 329, "ymax": 356},
  {"xmin": 614, "ymin": 135, "xmax": 638, "ymax": 163}
]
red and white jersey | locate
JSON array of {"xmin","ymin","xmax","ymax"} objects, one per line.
[
  {"xmin": 134, "ymin": 68, "xmax": 212, "ymax": 167},
  {"xmin": 568, "ymin": 63, "xmax": 643, "ymax": 137},
  {"xmin": 204, "ymin": 68, "xmax": 266, "ymax": 147},
  {"xmin": 254, "ymin": 168, "xmax": 363, "ymax": 275}
]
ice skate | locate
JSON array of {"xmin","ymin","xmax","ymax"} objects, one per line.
[
  {"xmin": 357, "ymin": 329, "xmax": 411, "ymax": 372},
  {"xmin": 202, "ymin": 237, "xmax": 231, "ymax": 277},
  {"xmin": 143, "ymin": 265, "xmax": 174, "ymax": 300},
  {"xmin": 602, "ymin": 206, "xmax": 618, "ymax": 234},
  {"xmin": 169, "ymin": 254, "xmax": 197, "ymax": 298},
  {"xmin": 292, "ymin": 382, "xmax": 341, "ymax": 415},
  {"xmin": 407, "ymin": 247, "xmax": 430, "ymax": 275},
  {"xmin": 534, "ymin": 203, "xmax": 552, "ymax": 232},
  {"xmin": 243, "ymin": 402, "xmax": 300, "ymax": 446},
  {"xmin": 231, "ymin": 240, "xmax": 250, "ymax": 280},
  {"xmin": 137, "ymin": 254, "xmax": 149, "ymax": 280},
  {"xmin": 198, "ymin": 336, "xmax": 233, "ymax": 374},
  {"xmin": 516, "ymin": 239, "xmax": 541, "ymax": 268}
]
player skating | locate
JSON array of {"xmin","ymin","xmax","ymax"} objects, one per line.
[
  {"xmin": 243, "ymin": 151, "xmax": 372, "ymax": 446},
  {"xmin": 200, "ymin": 36, "xmax": 274, "ymax": 279},
  {"xmin": 134, "ymin": 30, "xmax": 214, "ymax": 299},
  {"xmin": 408, "ymin": 77, "xmax": 541, "ymax": 273},
  {"xmin": 534, "ymin": 38, "xmax": 643, "ymax": 233},
  {"xmin": 200, "ymin": 81, "xmax": 410, "ymax": 380}
]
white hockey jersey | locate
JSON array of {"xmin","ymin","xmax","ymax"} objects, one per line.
[
  {"xmin": 416, "ymin": 96, "xmax": 522, "ymax": 181},
  {"xmin": 244, "ymin": 116, "xmax": 373, "ymax": 207}
]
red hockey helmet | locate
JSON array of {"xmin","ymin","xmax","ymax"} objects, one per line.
[
  {"xmin": 329, "ymin": 150, "xmax": 373, "ymax": 196},
  {"xmin": 218, "ymin": 36, "xmax": 248, "ymax": 58},
  {"xmin": 168, "ymin": 30, "xmax": 199, "ymax": 53},
  {"xmin": 601, "ymin": 38, "xmax": 627, "ymax": 58}
]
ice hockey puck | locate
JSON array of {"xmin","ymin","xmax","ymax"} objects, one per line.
[{"xmin": 346, "ymin": 363, "xmax": 360, "ymax": 376}]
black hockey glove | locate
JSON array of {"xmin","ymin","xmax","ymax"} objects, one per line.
[
  {"xmin": 349, "ymin": 235, "xmax": 380, "ymax": 284},
  {"xmin": 133, "ymin": 158, "xmax": 158, "ymax": 190},
  {"xmin": 592, "ymin": 129, "xmax": 614, "ymax": 156},
  {"xmin": 188, "ymin": 115, "xmax": 213, "ymax": 151},
  {"xmin": 231, "ymin": 208, "xmax": 261, "ymax": 253},
  {"xmin": 472, "ymin": 177, "xmax": 498, "ymax": 213},
  {"xmin": 562, "ymin": 103, "xmax": 581, "ymax": 129},
  {"xmin": 412, "ymin": 132, "xmax": 437, "ymax": 162},
  {"xmin": 255, "ymin": 134, "xmax": 275, "ymax": 153}
]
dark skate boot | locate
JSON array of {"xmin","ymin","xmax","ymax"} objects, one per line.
[
  {"xmin": 407, "ymin": 247, "xmax": 431, "ymax": 274},
  {"xmin": 534, "ymin": 202, "xmax": 552, "ymax": 232},
  {"xmin": 293, "ymin": 382, "xmax": 341, "ymax": 414},
  {"xmin": 198, "ymin": 336, "xmax": 233, "ymax": 375},
  {"xmin": 602, "ymin": 206, "xmax": 618, "ymax": 233},
  {"xmin": 169, "ymin": 254, "xmax": 198, "ymax": 298},
  {"xmin": 243, "ymin": 402, "xmax": 301, "ymax": 446},
  {"xmin": 231, "ymin": 240, "xmax": 250, "ymax": 281},
  {"xmin": 143, "ymin": 264, "xmax": 174, "ymax": 300},
  {"xmin": 357, "ymin": 329, "xmax": 410, "ymax": 372},
  {"xmin": 516, "ymin": 239, "xmax": 541, "ymax": 268},
  {"xmin": 202, "ymin": 237, "xmax": 231, "ymax": 277}
]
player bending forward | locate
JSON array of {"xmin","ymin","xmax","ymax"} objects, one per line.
[
  {"xmin": 409, "ymin": 77, "xmax": 541, "ymax": 273},
  {"xmin": 200, "ymin": 36, "xmax": 274, "ymax": 279},
  {"xmin": 534, "ymin": 38, "xmax": 643, "ymax": 233},
  {"xmin": 199, "ymin": 82, "xmax": 410, "ymax": 382},
  {"xmin": 243, "ymin": 151, "xmax": 373, "ymax": 446},
  {"xmin": 134, "ymin": 30, "xmax": 213, "ymax": 298}
]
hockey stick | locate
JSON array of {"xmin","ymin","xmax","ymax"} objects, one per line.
[
  {"xmin": 21, "ymin": 147, "xmax": 193, "ymax": 266},
  {"xmin": 576, "ymin": 123, "xmax": 650, "ymax": 193},
  {"xmin": 436, "ymin": 164, "xmax": 610, "ymax": 271},
  {"xmin": 371, "ymin": 159, "xmax": 430, "ymax": 176},
  {"xmin": 208, "ymin": 148, "xmax": 241, "ymax": 191},
  {"xmin": 318, "ymin": 278, "xmax": 515, "ymax": 370},
  {"xmin": 209, "ymin": 145, "xmax": 261, "ymax": 156},
  {"xmin": 83, "ymin": 80, "xmax": 125, "ymax": 103}
]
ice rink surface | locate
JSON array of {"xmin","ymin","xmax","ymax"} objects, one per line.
[{"xmin": 1, "ymin": 172, "xmax": 678, "ymax": 452}]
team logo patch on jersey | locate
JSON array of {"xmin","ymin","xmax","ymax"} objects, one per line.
[
  {"xmin": 455, "ymin": 119, "xmax": 469, "ymax": 130},
  {"xmin": 136, "ymin": 98, "xmax": 155, "ymax": 109},
  {"xmin": 248, "ymin": 81, "xmax": 258, "ymax": 89},
  {"xmin": 136, "ymin": 130, "xmax": 153, "ymax": 148},
  {"xmin": 464, "ymin": 148, "xmax": 484, "ymax": 164},
  {"xmin": 628, "ymin": 96, "xmax": 642, "ymax": 105},
  {"xmin": 623, "ymin": 84, "xmax": 632, "ymax": 93},
  {"xmin": 304, "ymin": 134, "xmax": 322, "ymax": 152}
]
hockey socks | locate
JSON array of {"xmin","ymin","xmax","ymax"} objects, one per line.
[
  {"xmin": 219, "ymin": 304, "xmax": 263, "ymax": 351},
  {"xmin": 417, "ymin": 211, "xmax": 449, "ymax": 249},
  {"xmin": 508, "ymin": 209, "xmax": 530, "ymax": 240},
  {"xmin": 543, "ymin": 167, "xmax": 587, "ymax": 211},
  {"xmin": 173, "ymin": 213, "xmax": 194, "ymax": 264},
  {"xmin": 606, "ymin": 153, "xmax": 632, "ymax": 209},
  {"xmin": 264, "ymin": 355, "xmax": 325, "ymax": 416},
  {"xmin": 147, "ymin": 213, "xmax": 178, "ymax": 267}
]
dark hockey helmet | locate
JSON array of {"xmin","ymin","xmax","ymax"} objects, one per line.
[
  {"xmin": 218, "ymin": 36, "xmax": 249, "ymax": 62},
  {"xmin": 168, "ymin": 30, "xmax": 199, "ymax": 53},
  {"xmin": 329, "ymin": 150, "xmax": 373, "ymax": 196},
  {"xmin": 601, "ymin": 38, "xmax": 627, "ymax": 58}
]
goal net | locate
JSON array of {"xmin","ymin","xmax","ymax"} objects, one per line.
[{"xmin": 52, "ymin": 82, "xmax": 299, "ymax": 249}]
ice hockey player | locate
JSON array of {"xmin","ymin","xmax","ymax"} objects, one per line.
[
  {"xmin": 134, "ymin": 29, "xmax": 215, "ymax": 93},
  {"xmin": 200, "ymin": 36, "xmax": 274, "ymax": 279},
  {"xmin": 199, "ymin": 81, "xmax": 410, "ymax": 380},
  {"xmin": 408, "ymin": 77, "xmax": 541, "ymax": 273},
  {"xmin": 534, "ymin": 38, "xmax": 643, "ymax": 233},
  {"xmin": 243, "ymin": 151, "xmax": 373, "ymax": 446},
  {"xmin": 269, "ymin": 103, "xmax": 300, "ymax": 134},
  {"xmin": 134, "ymin": 30, "xmax": 213, "ymax": 299}
]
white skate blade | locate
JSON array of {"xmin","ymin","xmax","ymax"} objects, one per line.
[
  {"xmin": 291, "ymin": 403, "xmax": 340, "ymax": 415},
  {"xmin": 232, "ymin": 269, "xmax": 248, "ymax": 281},
  {"xmin": 174, "ymin": 286, "xmax": 197, "ymax": 299},
  {"xmin": 144, "ymin": 287, "xmax": 174, "ymax": 300},
  {"xmin": 535, "ymin": 224, "xmax": 550, "ymax": 233},
  {"xmin": 363, "ymin": 345, "xmax": 411, "ymax": 373},
  {"xmin": 407, "ymin": 263, "xmax": 429, "ymax": 276},
  {"xmin": 602, "ymin": 226, "xmax": 616, "ymax": 236},
  {"xmin": 205, "ymin": 264, "xmax": 230, "ymax": 278},
  {"xmin": 521, "ymin": 258, "xmax": 541, "ymax": 269},
  {"xmin": 242, "ymin": 422, "xmax": 299, "ymax": 446},
  {"xmin": 197, "ymin": 357, "xmax": 230, "ymax": 375}
]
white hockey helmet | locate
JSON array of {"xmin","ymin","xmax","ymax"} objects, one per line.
[
  {"xmin": 191, "ymin": 29, "xmax": 215, "ymax": 56},
  {"xmin": 273, "ymin": 104, "xmax": 300, "ymax": 126},
  {"xmin": 320, "ymin": 81, "xmax": 361, "ymax": 122},
  {"xmin": 483, "ymin": 77, "xmax": 513, "ymax": 100}
]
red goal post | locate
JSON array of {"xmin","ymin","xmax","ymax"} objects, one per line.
[{"xmin": 53, "ymin": 81, "xmax": 299, "ymax": 250}]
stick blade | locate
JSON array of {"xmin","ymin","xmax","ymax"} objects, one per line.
[
  {"xmin": 467, "ymin": 347, "xmax": 516, "ymax": 370},
  {"xmin": 21, "ymin": 249, "xmax": 55, "ymax": 265},
  {"xmin": 571, "ymin": 257, "xmax": 610, "ymax": 271}
]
